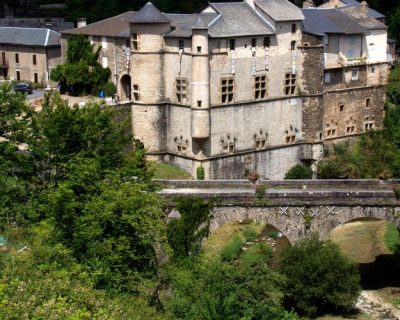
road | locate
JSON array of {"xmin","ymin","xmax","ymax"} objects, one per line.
[{"xmin": 27, "ymin": 90, "xmax": 45, "ymax": 100}]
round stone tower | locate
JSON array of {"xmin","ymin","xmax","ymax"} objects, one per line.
[{"xmin": 191, "ymin": 16, "xmax": 210, "ymax": 141}]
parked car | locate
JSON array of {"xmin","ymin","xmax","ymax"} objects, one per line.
[{"xmin": 13, "ymin": 83, "xmax": 33, "ymax": 94}]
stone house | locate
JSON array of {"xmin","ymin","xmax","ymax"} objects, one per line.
[
  {"xmin": 0, "ymin": 27, "xmax": 61, "ymax": 85},
  {"xmin": 61, "ymin": 0, "xmax": 389, "ymax": 179}
]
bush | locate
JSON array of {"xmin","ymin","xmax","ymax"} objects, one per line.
[
  {"xmin": 196, "ymin": 166, "xmax": 205, "ymax": 180},
  {"xmin": 243, "ymin": 226, "xmax": 258, "ymax": 242},
  {"xmin": 98, "ymin": 82, "xmax": 117, "ymax": 97},
  {"xmin": 220, "ymin": 235, "xmax": 244, "ymax": 262},
  {"xmin": 255, "ymin": 184, "xmax": 267, "ymax": 200},
  {"xmin": 316, "ymin": 160, "xmax": 346, "ymax": 179},
  {"xmin": 279, "ymin": 235, "xmax": 360, "ymax": 317},
  {"xmin": 284, "ymin": 164, "xmax": 312, "ymax": 179}
]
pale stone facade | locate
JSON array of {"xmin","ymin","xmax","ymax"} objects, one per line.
[
  {"xmin": 61, "ymin": 0, "xmax": 389, "ymax": 179},
  {"xmin": 0, "ymin": 27, "xmax": 61, "ymax": 85}
]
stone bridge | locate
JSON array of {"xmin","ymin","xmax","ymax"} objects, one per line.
[{"xmin": 158, "ymin": 179, "xmax": 400, "ymax": 243}]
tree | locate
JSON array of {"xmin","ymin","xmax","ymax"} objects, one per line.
[
  {"xmin": 51, "ymin": 34, "xmax": 115, "ymax": 96},
  {"xmin": 167, "ymin": 197, "xmax": 213, "ymax": 259},
  {"xmin": 280, "ymin": 235, "xmax": 360, "ymax": 317},
  {"xmin": 285, "ymin": 164, "xmax": 312, "ymax": 179},
  {"xmin": 29, "ymin": 92, "xmax": 130, "ymax": 184}
]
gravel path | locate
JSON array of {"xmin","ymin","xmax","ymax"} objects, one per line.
[{"xmin": 356, "ymin": 290, "xmax": 400, "ymax": 319}]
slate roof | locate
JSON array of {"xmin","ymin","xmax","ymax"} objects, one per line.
[
  {"xmin": 63, "ymin": 11, "xmax": 135, "ymax": 38},
  {"xmin": 339, "ymin": 5, "xmax": 387, "ymax": 30},
  {"xmin": 165, "ymin": 13, "xmax": 219, "ymax": 38},
  {"xmin": 207, "ymin": 2, "xmax": 275, "ymax": 37},
  {"xmin": 302, "ymin": 8, "xmax": 366, "ymax": 36},
  {"xmin": 0, "ymin": 27, "xmax": 60, "ymax": 47},
  {"xmin": 319, "ymin": 0, "xmax": 384, "ymax": 19},
  {"xmin": 255, "ymin": 0, "xmax": 304, "ymax": 21},
  {"xmin": 130, "ymin": 2, "xmax": 170, "ymax": 24}
]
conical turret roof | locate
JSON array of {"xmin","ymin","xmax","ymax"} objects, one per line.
[{"xmin": 130, "ymin": 2, "xmax": 170, "ymax": 23}]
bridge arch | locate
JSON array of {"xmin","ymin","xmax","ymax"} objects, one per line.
[{"xmin": 211, "ymin": 206, "xmax": 400, "ymax": 244}]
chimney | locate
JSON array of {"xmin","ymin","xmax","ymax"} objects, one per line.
[
  {"xmin": 303, "ymin": 0, "xmax": 315, "ymax": 9},
  {"xmin": 330, "ymin": 0, "xmax": 339, "ymax": 8},
  {"xmin": 360, "ymin": 1, "xmax": 368, "ymax": 16},
  {"xmin": 76, "ymin": 18, "xmax": 86, "ymax": 28}
]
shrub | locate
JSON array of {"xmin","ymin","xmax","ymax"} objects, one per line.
[
  {"xmin": 316, "ymin": 160, "xmax": 345, "ymax": 179},
  {"xmin": 220, "ymin": 235, "xmax": 244, "ymax": 262},
  {"xmin": 285, "ymin": 164, "xmax": 312, "ymax": 179},
  {"xmin": 268, "ymin": 230, "xmax": 280, "ymax": 239},
  {"xmin": 280, "ymin": 234, "xmax": 360, "ymax": 317},
  {"xmin": 196, "ymin": 166, "xmax": 205, "ymax": 180},
  {"xmin": 98, "ymin": 82, "xmax": 117, "ymax": 97},
  {"xmin": 255, "ymin": 184, "xmax": 267, "ymax": 200},
  {"xmin": 247, "ymin": 170, "xmax": 260, "ymax": 184},
  {"xmin": 243, "ymin": 226, "xmax": 258, "ymax": 242}
]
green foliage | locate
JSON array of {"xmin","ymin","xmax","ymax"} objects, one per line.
[
  {"xmin": 285, "ymin": 164, "xmax": 313, "ymax": 179},
  {"xmin": 220, "ymin": 235, "xmax": 244, "ymax": 262},
  {"xmin": 384, "ymin": 223, "xmax": 400, "ymax": 253},
  {"xmin": 268, "ymin": 230, "xmax": 280, "ymax": 239},
  {"xmin": 30, "ymin": 92, "xmax": 130, "ymax": 184},
  {"xmin": 255, "ymin": 184, "xmax": 267, "ymax": 200},
  {"xmin": 167, "ymin": 197, "xmax": 213, "ymax": 259},
  {"xmin": 243, "ymin": 226, "xmax": 258, "ymax": 242},
  {"xmin": 167, "ymin": 256, "xmax": 299, "ymax": 320},
  {"xmin": 51, "ymin": 34, "xmax": 112, "ymax": 96},
  {"xmin": 0, "ymin": 224, "xmax": 167, "ymax": 320},
  {"xmin": 196, "ymin": 165, "xmax": 205, "ymax": 180},
  {"xmin": 317, "ymin": 159, "xmax": 346, "ymax": 179},
  {"xmin": 280, "ymin": 234, "xmax": 360, "ymax": 317}
]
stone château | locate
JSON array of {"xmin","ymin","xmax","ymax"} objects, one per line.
[{"xmin": 61, "ymin": 0, "xmax": 390, "ymax": 179}]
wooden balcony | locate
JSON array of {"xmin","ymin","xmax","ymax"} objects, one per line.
[{"xmin": 338, "ymin": 52, "xmax": 367, "ymax": 67}]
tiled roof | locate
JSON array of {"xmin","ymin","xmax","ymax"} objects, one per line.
[
  {"xmin": 339, "ymin": 5, "xmax": 387, "ymax": 30},
  {"xmin": 165, "ymin": 13, "xmax": 219, "ymax": 38},
  {"xmin": 0, "ymin": 27, "xmax": 60, "ymax": 46},
  {"xmin": 255, "ymin": 0, "xmax": 304, "ymax": 21},
  {"xmin": 302, "ymin": 8, "xmax": 366, "ymax": 36},
  {"xmin": 319, "ymin": 0, "xmax": 384, "ymax": 19},
  {"xmin": 62, "ymin": 11, "xmax": 135, "ymax": 38},
  {"xmin": 208, "ymin": 2, "xmax": 275, "ymax": 37},
  {"xmin": 130, "ymin": 2, "xmax": 170, "ymax": 24}
]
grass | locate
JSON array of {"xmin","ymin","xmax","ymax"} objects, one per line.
[
  {"xmin": 384, "ymin": 223, "xmax": 400, "ymax": 253},
  {"xmin": 329, "ymin": 220, "xmax": 394, "ymax": 263},
  {"xmin": 202, "ymin": 221, "xmax": 265, "ymax": 260},
  {"xmin": 375, "ymin": 287, "xmax": 400, "ymax": 310},
  {"xmin": 148, "ymin": 161, "xmax": 193, "ymax": 180}
]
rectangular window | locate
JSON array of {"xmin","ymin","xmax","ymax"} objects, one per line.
[
  {"xmin": 365, "ymin": 97, "xmax": 371, "ymax": 108},
  {"xmin": 34, "ymin": 72, "xmax": 38, "ymax": 83},
  {"xmin": 132, "ymin": 33, "xmax": 138, "ymax": 50},
  {"xmin": 1, "ymin": 52, "xmax": 5, "ymax": 65},
  {"xmin": 101, "ymin": 56, "xmax": 108, "ymax": 68},
  {"xmin": 291, "ymin": 41, "xmax": 296, "ymax": 51},
  {"xmin": 15, "ymin": 53, "xmax": 19, "ymax": 64},
  {"xmin": 284, "ymin": 73, "xmax": 296, "ymax": 95},
  {"xmin": 229, "ymin": 39, "xmax": 235, "ymax": 51},
  {"xmin": 176, "ymin": 78, "xmax": 188, "ymax": 104},
  {"xmin": 339, "ymin": 104, "xmax": 344, "ymax": 112},
  {"xmin": 291, "ymin": 23, "xmax": 297, "ymax": 33},
  {"xmin": 255, "ymin": 75, "xmax": 267, "ymax": 100},
  {"xmin": 101, "ymin": 36, "xmax": 107, "ymax": 49},
  {"xmin": 324, "ymin": 72, "xmax": 331, "ymax": 83},
  {"xmin": 132, "ymin": 84, "xmax": 139, "ymax": 101},
  {"xmin": 179, "ymin": 40, "xmax": 184, "ymax": 50},
  {"xmin": 221, "ymin": 77, "xmax": 234, "ymax": 103},
  {"xmin": 251, "ymin": 38, "xmax": 256, "ymax": 48},
  {"xmin": 88, "ymin": 36, "xmax": 93, "ymax": 45},
  {"xmin": 33, "ymin": 54, "xmax": 37, "ymax": 65},
  {"xmin": 263, "ymin": 37, "xmax": 270, "ymax": 48},
  {"xmin": 16, "ymin": 70, "xmax": 20, "ymax": 81},
  {"xmin": 351, "ymin": 69, "xmax": 359, "ymax": 81}
]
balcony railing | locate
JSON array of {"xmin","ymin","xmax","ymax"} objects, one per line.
[{"xmin": 338, "ymin": 52, "xmax": 367, "ymax": 67}]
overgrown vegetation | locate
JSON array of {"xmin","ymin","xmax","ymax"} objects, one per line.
[
  {"xmin": 51, "ymin": 34, "xmax": 116, "ymax": 96},
  {"xmin": 285, "ymin": 164, "xmax": 313, "ymax": 179},
  {"xmin": 280, "ymin": 235, "xmax": 361, "ymax": 318}
]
